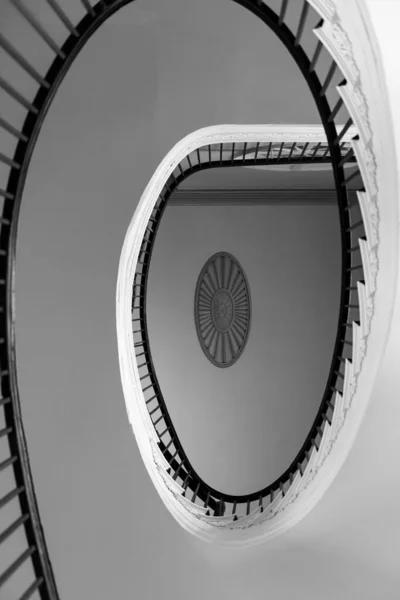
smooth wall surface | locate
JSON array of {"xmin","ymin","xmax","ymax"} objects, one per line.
[{"xmin": 147, "ymin": 203, "xmax": 341, "ymax": 495}]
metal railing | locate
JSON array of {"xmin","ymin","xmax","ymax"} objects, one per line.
[
  {"xmin": 131, "ymin": 138, "xmax": 364, "ymax": 518},
  {"xmin": 0, "ymin": 0, "xmax": 366, "ymax": 596}
]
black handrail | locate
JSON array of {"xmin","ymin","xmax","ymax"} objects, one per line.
[
  {"xmin": 0, "ymin": 0, "xmax": 367, "ymax": 596},
  {"xmin": 132, "ymin": 140, "xmax": 363, "ymax": 512}
]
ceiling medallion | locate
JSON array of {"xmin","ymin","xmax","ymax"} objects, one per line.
[{"xmin": 194, "ymin": 252, "xmax": 251, "ymax": 368}]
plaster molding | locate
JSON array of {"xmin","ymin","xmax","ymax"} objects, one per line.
[{"xmin": 116, "ymin": 0, "xmax": 398, "ymax": 546}]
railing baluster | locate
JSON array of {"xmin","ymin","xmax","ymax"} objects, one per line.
[
  {"xmin": 153, "ymin": 414, "xmax": 165, "ymax": 427},
  {"xmin": 171, "ymin": 448, "xmax": 179, "ymax": 461},
  {"xmin": 0, "ymin": 151, "xmax": 20, "ymax": 170},
  {"xmin": 0, "ymin": 426, "xmax": 13, "ymax": 438},
  {"xmin": 0, "ymin": 75, "xmax": 38, "ymax": 113},
  {"xmin": 45, "ymin": 0, "xmax": 79, "ymax": 37},
  {"xmin": 0, "ymin": 514, "xmax": 29, "ymax": 545},
  {"xmin": 309, "ymin": 142, "xmax": 321, "ymax": 160},
  {"xmin": 294, "ymin": 1, "xmax": 309, "ymax": 47},
  {"xmin": 276, "ymin": 142, "xmax": 284, "ymax": 161},
  {"xmin": 0, "ymin": 33, "xmax": 50, "ymax": 88},
  {"xmin": 254, "ymin": 141, "xmax": 260, "ymax": 162},
  {"xmin": 80, "ymin": 0, "xmax": 95, "ymax": 15},
  {"xmin": 162, "ymin": 436, "xmax": 175, "ymax": 452},
  {"xmin": 182, "ymin": 471, "xmax": 191, "ymax": 491},
  {"xmin": 0, "ymin": 455, "xmax": 17, "ymax": 472},
  {"xmin": 346, "ymin": 219, "xmax": 363, "ymax": 232},
  {"xmin": 0, "ymin": 188, "xmax": 14, "ymax": 200},
  {"xmin": 149, "ymin": 406, "xmax": 160, "ymax": 417},
  {"xmin": 320, "ymin": 61, "xmax": 337, "ymax": 97},
  {"xmin": 339, "ymin": 147, "xmax": 354, "ymax": 167},
  {"xmin": 0, "ymin": 115, "xmax": 28, "ymax": 141},
  {"xmin": 299, "ymin": 142, "xmax": 309, "ymax": 160},
  {"xmin": 191, "ymin": 482, "xmax": 201, "ymax": 502},
  {"xmin": 328, "ymin": 96, "xmax": 344, "ymax": 123},
  {"xmin": 279, "ymin": 0, "xmax": 289, "ymax": 26},
  {"xmin": 341, "ymin": 168, "xmax": 361, "ymax": 186},
  {"xmin": 242, "ymin": 142, "xmax": 247, "ymax": 162},
  {"xmin": 0, "ymin": 546, "xmax": 36, "ymax": 588},
  {"xmin": 10, "ymin": 0, "xmax": 66, "ymax": 58},
  {"xmin": 309, "ymin": 39, "xmax": 322, "ymax": 73},
  {"xmin": 334, "ymin": 118, "xmax": 353, "ymax": 145},
  {"xmin": 172, "ymin": 462, "xmax": 183, "ymax": 480},
  {"xmin": 19, "ymin": 577, "xmax": 45, "ymax": 600}
]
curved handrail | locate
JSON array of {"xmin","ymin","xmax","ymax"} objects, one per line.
[{"xmin": 127, "ymin": 131, "xmax": 363, "ymax": 514}]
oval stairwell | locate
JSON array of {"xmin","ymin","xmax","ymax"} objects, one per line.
[{"xmin": 0, "ymin": 0, "xmax": 399, "ymax": 597}]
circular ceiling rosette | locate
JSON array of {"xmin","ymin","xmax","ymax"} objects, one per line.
[{"xmin": 194, "ymin": 252, "xmax": 251, "ymax": 367}]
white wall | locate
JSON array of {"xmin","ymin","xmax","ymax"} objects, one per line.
[{"xmin": 147, "ymin": 202, "xmax": 341, "ymax": 495}]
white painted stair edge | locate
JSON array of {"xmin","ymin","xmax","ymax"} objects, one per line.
[{"xmin": 116, "ymin": 0, "xmax": 399, "ymax": 546}]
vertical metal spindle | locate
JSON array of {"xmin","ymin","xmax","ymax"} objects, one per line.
[
  {"xmin": 320, "ymin": 61, "xmax": 337, "ymax": 97},
  {"xmin": 328, "ymin": 96, "xmax": 344, "ymax": 123},
  {"xmin": 334, "ymin": 118, "xmax": 353, "ymax": 145},
  {"xmin": 294, "ymin": 2, "xmax": 309, "ymax": 47},
  {"xmin": 309, "ymin": 39, "xmax": 323, "ymax": 73},
  {"xmin": 191, "ymin": 481, "xmax": 201, "ymax": 503},
  {"xmin": 279, "ymin": 0, "xmax": 289, "ymax": 26},
  {"xmin": 10, "ymin": 0, "xmax": 66, "ymax": 57},
  {"xmin": 287, "ymin": 141, "xmax": 296, "ymax": 161},
  {"xmin": 81, "ymin": 0, "xmax": 95, "ymax": 15},
  {"xmin": 299, "ymin": 142, "xmax": 309, "ymax": 160},
  {"xmin": 19, "ymin": 578, "xmax": 45, "ymax": 600},
  {"xmin": 0, "ymin": 33, "xmax": 50, "ymax": 87},
  {"xmin": 45, "ymin": 0, "xmax": 79, "ymax": 36},
  {"xmin": 242, "ymin": 142, "xmax": 247, "ymax": 162},
  {"xmin": 310, "ymin": 142, "xmax": 321, "ymax": 159}
]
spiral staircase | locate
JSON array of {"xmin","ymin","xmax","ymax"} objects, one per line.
[{"xmin": 0, "ymin": 0, "xmax": 399, "ymax": 598}]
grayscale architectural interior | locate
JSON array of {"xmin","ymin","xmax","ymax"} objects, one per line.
[{"xmin": 0, "ymin": 0, "xmax": 399, "ymax": 599}]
